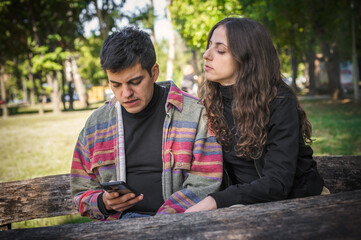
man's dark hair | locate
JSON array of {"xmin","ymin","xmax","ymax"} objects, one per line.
[{"xmin": 100, "ymin": 26, "xmax": 156, "ymax": 76}]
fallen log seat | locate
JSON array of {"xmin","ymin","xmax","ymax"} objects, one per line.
[
  {"xmin": 1, "ymin": 189, "xmax": 360, "ymax": 239},
  {"xmin": 0, "ymin": 155, "xmax": 360, "ymax": 231}
]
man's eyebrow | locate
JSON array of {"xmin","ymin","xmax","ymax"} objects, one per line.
[{"xmin": 109, "ymin": 75, "xmax": 143, "ymax": 84}]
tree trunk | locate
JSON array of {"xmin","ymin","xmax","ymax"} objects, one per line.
[
  {"xmin": 306, "ymin": 48, "xmax": 316, "ymax": 95},
  {"xmin": 93, "ymin": 0, "xmax": 106, "ymax": 39},
  {"xmin": 22, "ymin": 77, "xmax": 28, "ymax": 104},
  {"xmin": 39, "ymin": 86, "xmax": 45, "ymax": 115},
  {"xmin": 64, "ymin": 58, "xmax": 74, "ymax": 111},
  {"xmin": 71, "ymin": 57, "xmax": 87, "ymax": 108},
  {"xmin": 320, "ymin": 41, "xmax": 343, "ymax": 100},
  {"xmin": 46, "ymin": 72, "xmax": 61, "ymax": 114},
  {"xmin": 26, "ymin": 53, "xmax": 36, "ymax": 106},
  {"xmin": 166, "ymin": 0, "xmax": 174, "ymax": 81},
  {"xmin": 60, "ymin": 63, "xmax": 67, "ymax": 111},
  {"xmin": 191, "ymin": 50, "xmax": 200, "ymax": 77},
  {"xmin": 290, "ymin": 48, "xmax": 298, "ymax": 90},
  {"xmin": 150, "ymin": 0, "xmax": 156, "ymax": 45},
  {"xmin": 0, "ymin": 65, "xmax": 9, "ymax": 118}
]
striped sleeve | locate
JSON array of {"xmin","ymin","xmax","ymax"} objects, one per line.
[
  {"xmin": 70, "ymin": 110, "xmax": 120, "ymax": 220},
  {"xmin": 157, "ymin": 105, "xmax": 223, "ymax": 214}
]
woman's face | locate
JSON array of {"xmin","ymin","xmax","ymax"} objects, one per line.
[{"xmin": 203, "ymin": 25, "xmax": 238, "ymax": 86}]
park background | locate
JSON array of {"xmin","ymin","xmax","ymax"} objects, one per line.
[{"xmin": 0, "ymin": 0, "xmax": 361, "ymax": 229}]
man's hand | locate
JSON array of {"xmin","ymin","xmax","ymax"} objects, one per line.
[
  {"xmin": 185, "ymin": 196, "xmax": 217, "ymax": 213},
  {"xmin": 102, "ymin": 191, "xmax": 143, "ymax": 212}
]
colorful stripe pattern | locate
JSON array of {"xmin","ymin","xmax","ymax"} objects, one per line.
[{"xmin": 70, "ymin": 81, "xmax": 223, "ymax": 219}]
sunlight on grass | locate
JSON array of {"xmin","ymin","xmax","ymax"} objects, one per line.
[
  {"xmin": 12, "ymin": 215, "xmax": 92, "ymax": 229},
  {"xmin": 0, "ymin": 110, "xmax": 94, "ymax": 182}
]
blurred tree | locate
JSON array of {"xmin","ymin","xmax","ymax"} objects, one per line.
[
  {"xmin": 127, "ymin": 0, "xmax": 156, "ymax": 44},
  {"xmin": 242, "ymin": 0, "xmax": 354, "ymax": 98},
  {"xmin": 81, "ymin": 0, "xmax": 126, "ymax": 38},
  {"xmin": 0, "ymin": 0, "xmax": 91, "ymax": 113}
]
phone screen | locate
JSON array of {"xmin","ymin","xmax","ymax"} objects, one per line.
[{"xmin": 100, "ymin": 181, "xmax": 140, "ymax": 196}]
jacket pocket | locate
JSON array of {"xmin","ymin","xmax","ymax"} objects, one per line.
[
  {"xmin": 168, "ymin": 150, "xmax": 191, "ymax": 171},
  {"xmin": 90, "ymin": 148, "xmax": 116, "ymax": 172}
]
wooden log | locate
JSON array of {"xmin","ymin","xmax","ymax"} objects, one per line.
[
  {"xmin": 0, "ymin": 155, "xmax": 360, "ymax": 229},
  {"xmin": 315, "ymin": 155, "xmax": 361, "ymax": 193},
  {"xmin": 0, "ymin": 174, "xmax": 77, "ymax": 227},
  {"xmin": 1, "ymin": 189, "xmax": 360, "ymax": 240}
]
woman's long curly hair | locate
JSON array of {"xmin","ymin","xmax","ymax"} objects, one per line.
[{"xmin": 202, "ymin": 18, "xmax": 313, "ymax": 160}]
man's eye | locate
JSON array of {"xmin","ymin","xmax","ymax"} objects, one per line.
[
  {"xmin": 131, "ymin": 80, "xmax": 141, "ymax": 85},
  {"xmin": 112, "ymin": 83, "xmax": 121, "ymax": 87}
]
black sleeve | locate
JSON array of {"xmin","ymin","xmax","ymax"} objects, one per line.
[
  {"xmin": 97, "ymin": 192, "xmax": 118, "ymax": 216},
  {"xmin": 210, "ymin": 96, "xmax": 300, "ymax": 207}
]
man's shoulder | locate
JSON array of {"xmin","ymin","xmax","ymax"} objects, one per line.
[
  {"xmin": 85, "ymin": 100, "xmax": 116, "ymax": 126},
  {"xmin": 160, "ymin": 80, "xmax": 202, "ymax": 110}
]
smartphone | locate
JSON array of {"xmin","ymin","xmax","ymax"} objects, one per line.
[{"xmin": 100, "ymin": 181, "xmax": 140, "ymax": 197}]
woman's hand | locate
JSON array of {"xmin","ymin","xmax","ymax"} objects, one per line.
[{"xmin": 185, "ymin": 196, "xmax": 217, "ymax": 213}]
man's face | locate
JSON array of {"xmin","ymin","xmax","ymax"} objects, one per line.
[{"xmin": 107, "ymin": 63, "xmax": 159, "ymax": 114}]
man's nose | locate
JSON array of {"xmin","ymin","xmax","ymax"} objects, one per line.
[{"xmin": 122, "ymin": 85, "xmax": 133, "ymax": 98}]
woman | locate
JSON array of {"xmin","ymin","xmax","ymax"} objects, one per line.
[{"xmin": 185, "ymin": 17, "xmax": 327, "ymax": 212}]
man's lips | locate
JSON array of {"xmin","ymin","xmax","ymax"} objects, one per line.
[{"xmin": 123, "ymin": 99, "xmax": 139, "ymax": 105}]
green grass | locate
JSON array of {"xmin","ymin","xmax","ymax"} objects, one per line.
[
  {"xmin": 302, "ymin": 99, "xmax": 361, "ymax": 156},
  {"xmin": 0, "ymin": 99, "xmax": 360, "ymax": 229},
  {"xmin": 0, "ymin": 106, "xmax": 95, "ymax": 229}
]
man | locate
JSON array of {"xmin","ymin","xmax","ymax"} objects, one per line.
[{"xmin": 70, "ymin": 26, "xmax": 223, "ymax": 220}]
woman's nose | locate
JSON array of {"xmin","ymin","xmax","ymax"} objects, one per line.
[{"xmin": 203, "ymin": 48, "xmax": 212, "ymax": 60}]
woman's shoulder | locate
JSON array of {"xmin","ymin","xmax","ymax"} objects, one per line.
[
  {"xmin": 275, "ymin": 83, "xmax": 296, "ymax": 99},
  {"xmin": 269, "ymin": 84, "xmax": 297, "ymax": 112}
]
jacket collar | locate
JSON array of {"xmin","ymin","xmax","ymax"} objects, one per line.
[{"xmin": 165, "ymin": 81, "xmax": 183, "ymax": 112}]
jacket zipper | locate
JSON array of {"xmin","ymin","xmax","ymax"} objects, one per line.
[{"xmin": 254, "ymin": 160, "xmax": 262, "ymax": 178}]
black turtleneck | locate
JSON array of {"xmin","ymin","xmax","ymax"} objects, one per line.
[
  {"xmin": 121, "ymin": 83, "xmax": 169, "ymax": 215},
  {"xmin": 218, "ymin": 84, "xmax": 259, "ymax": 186}
]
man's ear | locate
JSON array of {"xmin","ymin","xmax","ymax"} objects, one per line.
[{"xmin": 151, "ymin": 64, "xmax": 159, "ymax": 83}]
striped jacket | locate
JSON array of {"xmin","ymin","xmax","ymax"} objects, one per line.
[{"xmin": 70, "ymin": 81, "xmax": 223, "ymax": 220}]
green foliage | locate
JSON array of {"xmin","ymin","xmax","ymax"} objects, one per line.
[
  {"xmin": 75, "ymin": 37, "xmax": 106, "ymax": 86},
  {"xmin": 31, "ymin": 47, "xmax": 70, "ymax": 72},
  {"xmin": 170, "ymin": 0, "xmax": 242, "ymax": 51}
]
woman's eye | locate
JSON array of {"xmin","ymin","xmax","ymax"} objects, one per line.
[{"xmin": 218, "ymin": 51, "xmax": 225, "ymax": 54}]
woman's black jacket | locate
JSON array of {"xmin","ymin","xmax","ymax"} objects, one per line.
[{"xmin": 210, "ymin": 85, "xmax": 325, "ymax": 208}]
